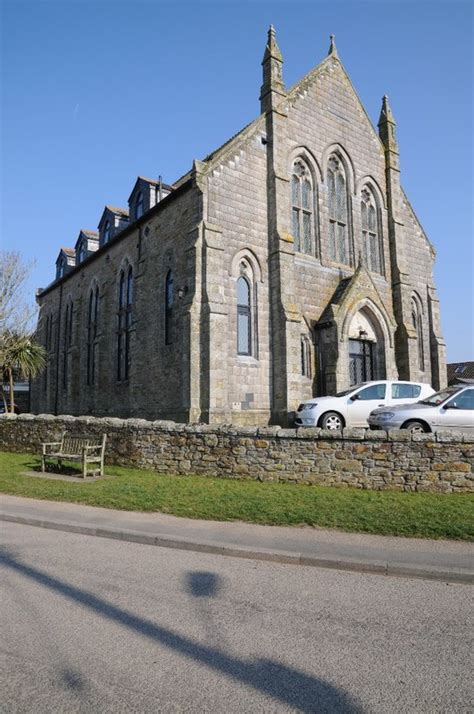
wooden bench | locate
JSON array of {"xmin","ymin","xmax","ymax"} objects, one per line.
[{"xmin": 41, "ymin": 432, "xmax": 107, "ymax": 478}]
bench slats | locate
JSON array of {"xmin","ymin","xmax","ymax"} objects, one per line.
[{"xmin": 41, "ymin": 432, "xmax": 107, "ymax": 478}]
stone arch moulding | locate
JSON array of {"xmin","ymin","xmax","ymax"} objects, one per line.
[
  {"xmin": 411, "ymin": 290, "xmax": 425, "ymax": 315},
  {"xmin": 321, "ymin": 142, "xmax": 356, "ymax": 193},
  {"xmin": 229, "ymin": 247, "xmax": 264, "ymax": 283},
  {"xmin": 117, "ymin": 256, "xmax": 133, "ymax": 279},
  {"xmin": 355, "ymin": 175, "xmax": 387, "ymax": 210},
  {"xmin": 288, "ymin": 145, "xmax": 323, "ymax": 184},
  {"xmin": 340, "ymin": 297, "xmax": 394, "ymax": 349}
]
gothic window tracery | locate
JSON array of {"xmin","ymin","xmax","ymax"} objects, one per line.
[
  {"xmin": 361, "ymin": 187, "xmax": 383, "ymax": 275},
  {"xmin": 291, "ymin": 159, "xmax": 315, "ymax": 255},
  {"xmin": 327, "ymin": 155, "xmax": 350, "ymax": 265}
]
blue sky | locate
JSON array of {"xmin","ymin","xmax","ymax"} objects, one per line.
[{"xmin": 1, "ymin": 0, "xmax": 473, "ymax": 362}]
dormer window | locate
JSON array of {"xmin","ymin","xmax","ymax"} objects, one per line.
[
  {"xmin": 103, "ymin": 220, "xmax": 111, "ymax": 244},
  {"xmin": 135, "ymin": 192, "xmax": 144, "ymax": 220},
  {"xmin": 78, "ymin": 243, "xmax": 87, "ymax": 264}
]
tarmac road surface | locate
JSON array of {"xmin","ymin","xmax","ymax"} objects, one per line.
[{"xmin": 1, "ymin": 522, "xmax": 472, "ymax": 713}]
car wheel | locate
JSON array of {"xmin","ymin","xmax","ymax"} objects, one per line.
[
  {"xmin": 403, "ymin": 420, "xmax": 429, "ymax": 434},
  {"xmin": 320, "ymin": 411, "xmax": 344, "ymax": 431}
]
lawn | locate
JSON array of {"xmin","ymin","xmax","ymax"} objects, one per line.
[{"xmin": 0, "ymin": 451, "xmax": 472, "ymax": 540}]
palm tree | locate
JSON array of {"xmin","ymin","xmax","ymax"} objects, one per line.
[{"xmin": 0, "ymin": 332, "xmax": 46, "ymax": 413}]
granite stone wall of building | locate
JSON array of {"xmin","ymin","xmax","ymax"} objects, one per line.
[{"xmin": 1, "ymin": 415, "xmax": 472, "ymax": 493}]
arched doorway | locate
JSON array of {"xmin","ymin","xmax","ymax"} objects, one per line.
[{"xmin": 347, "ymin": 308, "xmax": 386, "ymax": 385}]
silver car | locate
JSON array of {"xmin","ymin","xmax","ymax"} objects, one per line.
[{"xmin": 368, "ymin": 385, "xmax": 474, "ymax": 433}]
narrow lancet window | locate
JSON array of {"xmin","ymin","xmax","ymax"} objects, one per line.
[
  {"xmin": 237, "ymin": 276, "xmax": 251, "ymax": 355},
  {"xmin": 361, "ymin": 188, "xmax": 383, "ymax": 274},
  {"xmin": 328, "ymin": 155, "xmax": 350, "ymax": 265},
  {"xmin": 165, "ymin": 270, "xmax": 174, "ymax": 345},
  {"xmin": 118, "ymin": 268, "xmax": 133, "ymax": 380},
  {"xmin": 291, "ymin": 160, "xmax": 315, "ymax": 255}
]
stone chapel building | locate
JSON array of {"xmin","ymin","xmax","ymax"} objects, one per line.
[{"xmin": 31, "ymin": 29, "xmax": 446, "ymax": 425}]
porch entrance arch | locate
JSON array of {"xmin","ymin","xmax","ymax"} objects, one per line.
[{"xmin": 347, "ymin": 308, "xmax": 386, "ymax": 386}]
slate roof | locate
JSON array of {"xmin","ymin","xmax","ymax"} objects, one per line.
[{"xmin": 105, "ymin": 205, "xmax": 129, "ymax": 216}]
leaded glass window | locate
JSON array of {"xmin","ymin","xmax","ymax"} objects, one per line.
[
  {"xmin": 117, "ymin": 268, "xmax": 133, "ymax": 380},
  {"xmin": 165, "ymin": 270, "xmax": 174, "ymax": 345},
  {"xmin": 63, "ymin": 301, "xmax": 73, "ymax": 390},
  {"xmin": 135, "ymin": 191, "xmax": 144, "ymax": 220},
  {"xmin": 237, "ymin": 276, "xmax": 251, "ymax": 355},
  {"xmin": 103, "ymin": 220, "xmax": 111, "ymax": 244},
  {"xmin": 361, "ymin": 188, "xmax": 383, "ymax": 274},
  {"xmin": 301, "ymin": 336, "xmax": 312, "ymax": 377},
  {"xmin": 411, "ymin": 299, "xmax": 425, "ymax": 371},
  {"xmin": 291, "ymin": 160, "xmax": 315, "ymax": 255},
  {"xmin": 328, "ymin": 155, "xmax": 350, "ymax": 265},
  {"xmin": 87, "ymin": 287, "xmax": 99, "ymax": 386}
]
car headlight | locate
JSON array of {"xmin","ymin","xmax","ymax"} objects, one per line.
[
  {"xmin": 305, "ymin": 403, "xmax": 318, "ymax": 410},
  {"xmin": 376, "ymin": 412, "xmax": 395, "ymax": 420}
]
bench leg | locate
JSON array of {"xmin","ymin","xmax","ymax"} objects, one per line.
[
  {"xmin": 82, "ymin": 459, "xmax": 87, "ymax": 478},
  {"xmin": 41, "ymin": 454, "xmax": 46, "ymax": 473}
]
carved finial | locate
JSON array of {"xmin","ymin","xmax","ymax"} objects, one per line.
[
  {"xmin": 263, "ymin": 24, "xmax": 282, "ymax": 63},
  {"xmin": 328, "ymin": 34, "xmax": 338, "ymax": 58},
  {"xmin": 379, "ymin": 94, "xmax": 396, "ymax": 125}
]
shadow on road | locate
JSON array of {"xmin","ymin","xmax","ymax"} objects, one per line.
[{"xmin": 1, "ymin": 548, "xmax": 364, "ymax": 713}]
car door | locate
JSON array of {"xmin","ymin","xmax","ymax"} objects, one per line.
[
  {"xmin": 390, "ymin": 383, "xmax": 422, "ymax": 405},
  {"xmin": 439, "ymin": 389, "xmax": 474, "ymax": 432},
  {"xmin": 347, "ymin": 383, "xmax": 387, "ymax": 427}
]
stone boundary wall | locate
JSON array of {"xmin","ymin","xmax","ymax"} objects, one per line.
[{"xmin": 0, "ymin": 414, "xmax": 473, "ymax": 493}]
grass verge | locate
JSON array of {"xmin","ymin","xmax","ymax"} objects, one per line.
[{"xmin": 0, "ymin": 452, "xmax": 472, "ymax": 540}]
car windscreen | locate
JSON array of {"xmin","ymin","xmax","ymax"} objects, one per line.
[{"xmin": 419, "ymin": 387, "xmax": 460, "ymax": 406}]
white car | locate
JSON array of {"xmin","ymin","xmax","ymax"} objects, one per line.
[
  {"xmin": 294, "ymin": 381, "xmax": 434, "ymax": 430},
  {"xmin": 368, "ymin": 384, "xmax": 474, "ymax": 433}
]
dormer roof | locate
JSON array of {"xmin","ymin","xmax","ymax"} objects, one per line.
[
  {"xmin": 127, "ymin": 176, "xmax": 173, "ymax": 202},
  {"xmin": 74, "ymin": 229, "xmax": 99, "ymax": 251},
  {"xmin": 105, "ymin": 205, "xmax": 129, "ymax": 217}
]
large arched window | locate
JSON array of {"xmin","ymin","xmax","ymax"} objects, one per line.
[
  {"xmin": 361, "ymin": 187, "xmax": 383, "ymax": 275},
  {"xmin": 62, "ymin": 300, "xmax": 73, "ymax": 390},
  {"xmin": 291, "ymin": 159, "xmax": 315, "ymax": 255},
  {"xmin": 87, "ymin": 286, "xmax": 99, "ymax": 386},
  {"xmin": 135, "ymin": 192, "xmax": 144, "ymax": 220},
  {"xmin": 117, "ymin": 267, "xmax": 133, "ymax": 380},
  {"xmin": 237, "ymin": 276, "xmax": 252, "ymax": 355},
  {"xmin": 411, "ymin": 297, "xmax": 425, "ymax": 371},
  {"xmin": 327, "ymin": 155, "xmax": 350, "ymax": 265},
  {"xmin": 165, "ymin": 270, "xmax": 174, "ymax": 345}
]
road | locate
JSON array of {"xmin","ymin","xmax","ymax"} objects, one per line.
[{"xmin": 1, "ymin": 523, "xmax": 472, "ymax": 713}]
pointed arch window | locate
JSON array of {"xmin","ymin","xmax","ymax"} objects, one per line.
[
  {"xmin": 237, "ymin": 276, "xmax": 252, "ymax": 355},
  {"xmin": 63, "ymin": 301, "xmax": 73, "ymax": 390},
  {"xmin": 327, "ymin": 155, "xmax": 350, "ymax": 265},
  {"xmin": 301, "ymin": 336, "xmax": 312, "ymax": 378},
  {"xmin": 117, "ymin": 267, "xmax": 133, "ymax": 381},
  {"xmin": 361, "ymin": 188, "xmax": 383, "ymax": 275},
  {"xmin": 87, "ymin": 286, "xmax": 99, "ymax": 386},
  {"xmin": 135, "ymin": 191, "xmax": 144, "ymax": 220},
  {"xmin": 291, "ymin": 159, "xmax": 315, "ymax": 255},
  {"xmin": 411, "ymin": 298, "xmax": 425, "ymax": 372},
  {"xmin": 165, "ymin": 270, "xmax": 174, "ymax": 345}
]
